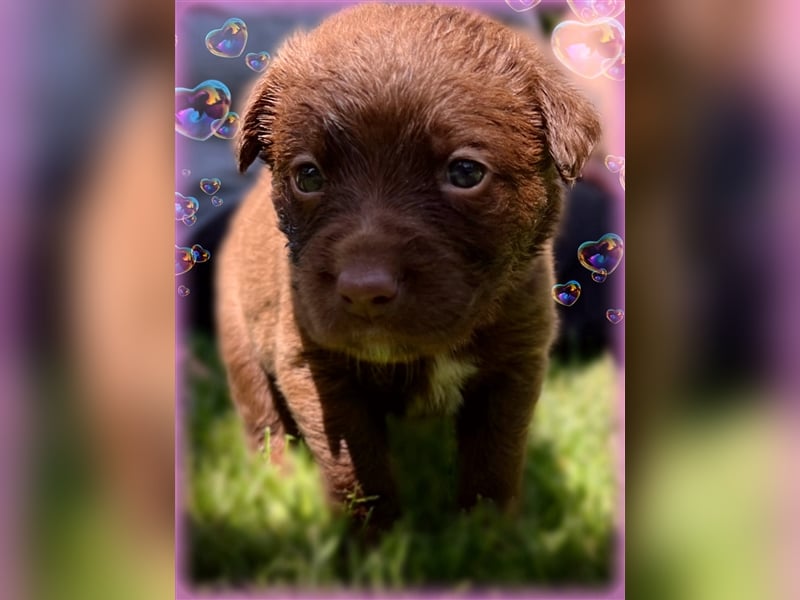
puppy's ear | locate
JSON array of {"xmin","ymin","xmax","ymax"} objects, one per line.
[
  {"xmin": 534, "ymin": 61, "xmax": 601, "ymax": 185},
  {"xmin": 236, "ymin": 68, "xmax": 281, "ymax": 173}
]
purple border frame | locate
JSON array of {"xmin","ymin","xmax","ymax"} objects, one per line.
[
  {"xmin": 174, "ymin": 2, "xmax": 625, "ymax": 598},
  {"xmin": 1, "ymin": 0, "xmax": 30, "ymax": 596}
]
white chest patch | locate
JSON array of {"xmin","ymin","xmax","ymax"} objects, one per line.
[{"xmin": 408, "ymin": 355, "xmax": 478, "ymax": 417}]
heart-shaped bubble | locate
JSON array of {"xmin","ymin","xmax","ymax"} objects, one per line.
[
  {"xmin": 211, "ymin": 196, "xmax": 224, "ymax": 207},
  {"xmin": 606, "ymin": 308, "xmax": 625, "ymax": 324},
  {"xmin": 578, "ymin": 233, "xmax": 624, "ymax": 275},
  {"xmin": 551, "ymin": 18, "xmax": 625, "ymax": 79},
  {"xmin": 504, "ymin": 0, "xmax": 542, "ymax": 12},
  {"xmin": 178, "ymin": 285, "xmax": 191, "ymax": 297},
  {"xmin": 200, "ymin": 178, "xmax": 221, "ymax": 195},
  {"xmin": 175, "ymin": 193, "xmax": 199, "ymax": 221},
  {"xmin": 567, "ymin": 0, "xmax": 625, "ymax": 22},
  {"xmin": 604, "ymin": 51, "xmax": 625, "ymax": 81},
  {"xmin": 245, "ymin": 51, "xmax": 271, "ymax": 72},
  {"xmin": 175, "ymin": 80, "xmax": 232, "ymax": 141},
  {"xmin": 591, "ymin": 269, "xmax": 608, "ymax": 283},
  {"xmin": 182, "ymin": 214, "xmax": 197, "ymax": 227},
  {"xmin": 552, "ymin": 281, "xmax": 582, "ymax": 306},
  {"xmin": 191, "ymin": 244, "xmax": 211, "ymax": 264},
  {"xmin": 213, "ymin": 111, "xmax": 240, "ymax": 140},
  {"xmin": 176, "ymin": 246, "xmax": 194, "ymax": 275},
  {"xmin": 604, "ymin": 155, "xmax": 624, "ymax": 173},
  {"xmin": 205, "ymin": 18, "xmax": 248, "ymax": 58}
]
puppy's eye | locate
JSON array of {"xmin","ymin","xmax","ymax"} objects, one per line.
[
  {"xmin": 447, "ymin": 159, "xmax": 486, "ymax": 189},
  {"xmin": 295, "ymin": 163, "xmax": 325, "ymax": 193}
]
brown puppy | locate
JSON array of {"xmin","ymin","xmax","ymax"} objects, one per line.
[{"xmin": 216, "ymin": 3, "xmax": 599, "ymax": 525}]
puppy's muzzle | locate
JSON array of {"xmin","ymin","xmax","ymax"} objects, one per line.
[{"xmin": 336, "ymin": 261, "xmax": 399, "ymax": 319}]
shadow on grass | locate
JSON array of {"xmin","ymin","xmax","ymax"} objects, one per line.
[{"xmin": 183, "ymin": 335, "xmax": 615, "ymax": 591}]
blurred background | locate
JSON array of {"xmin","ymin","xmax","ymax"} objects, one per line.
[{"xmin": 1, "ymin": 0, "xmax": 799, "ymax": 598}]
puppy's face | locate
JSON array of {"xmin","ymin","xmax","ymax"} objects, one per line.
[{"xmin": 238, "ymin": 4, "xmax": 599, "ymax": 363}]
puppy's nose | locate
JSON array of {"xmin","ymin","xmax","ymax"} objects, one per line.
[{"xmin": 337, "ymin": 265, "xmax": 398, "ymax": 317}]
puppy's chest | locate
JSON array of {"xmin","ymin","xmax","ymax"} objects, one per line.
[{"xmin": 406, "ymin": 356, "xmax": 479, "ymax": 418}]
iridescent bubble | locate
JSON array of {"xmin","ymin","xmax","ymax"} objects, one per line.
[
  {"xmin": 175, "ymin": 193, "xmax": 199, "ymax": 221},
  {"xmin": 181, "ymin": 168, "xmax": 191, "ymax": 177},
  {"xmin": 606, "ymin": 308, "xmax": 625, "ymax": 324},
  {"xmin": 175, "ymin": 246, "xmax": 194, "ymax": 275},
  {"xmin": 211, "ymin": 196, "xmax": 224, "ymax": 207},
  {"xmin": 591, "ymin": 269, "xmax": 608, "ymax": 283},
  {"xmin": 182, "ymin": 214, "xmax": 197, "ymax": 227},
  {"xmin": 604, "ymin": 51, "xmax": 625, "ymax": 81},
  {"xmin": 178, "ymin": 285, "xmax": 191, "ymax": 297},
  {"xmin": 551, "ymin": 18, "xmax": 625, "ymax": 79},
  {"xmin": 578, "ymin": 233, "xmax": 624, "ymax": 275},
  {"xmin": 245, "ymin": 51, "xmax": 271, "ymax": 72},
  {"xmin": 552, "ymin": 280, "xmax": 581, "ymax": 306},
  {"xmin": 175, "ymin": 80, "xmax": 232, "ymax": 141},
  {"xmin": 604, "ymin": 155, "xmax": 624, "ymax": 173},
  {"xmin": 504, "ymin": 0, "xmax": 542, "ymax": 12},
  {"xmin": 205, "ymin": 18, "xmax": 248, "ymax": 58},
  {"xmin": 567, "ymin": 0, "xmax": 625, "ymax": 22},
  {"xmin": 569, "ymin": 2, "xmax": 596, "ymax": 21},
  {"xmin": 191, "ymin": 244, "xmax": 211, "ymax": 263},
  {"xmin": 213, "ymin": 111, "xmax": 240, "ymax": 140},
  {"xmin": 200, "ymin": 178, "xmax": 221, "ymax": 195}
]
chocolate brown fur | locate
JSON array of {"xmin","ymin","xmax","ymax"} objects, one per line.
[{"xmin": 216, "ymin": 3, "xmax": 599, "ymax": 526}]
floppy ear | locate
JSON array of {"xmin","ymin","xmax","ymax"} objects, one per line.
[
  {"xmin": 534, "ymin": 61, "xmax": 601, "ymax": 185},
  {"xmin": 236, "ymin": 67, "xmax": 282, "ymax": 173}
]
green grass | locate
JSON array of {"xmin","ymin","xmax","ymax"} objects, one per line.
[{"xmin": 186, "ymin": 336, "xmax": 619, "ymax": 592}]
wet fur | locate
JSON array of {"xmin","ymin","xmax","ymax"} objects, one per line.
[{"xmin": 216, "ymin": 3, "xmax": 599, "ymax": 526}]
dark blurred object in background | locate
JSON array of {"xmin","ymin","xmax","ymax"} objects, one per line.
[
  {"xmin": 681, "ymin": 88, "xmax": 772, "ymax": 398},
  {"xmin": 552, "ymin": 174, "xmax": 618, "ymax": 362}
]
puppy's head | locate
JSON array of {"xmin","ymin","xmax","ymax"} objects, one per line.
[{"xmin": 238, "ymin": 4, "xmax": 600, "ymax": 363}]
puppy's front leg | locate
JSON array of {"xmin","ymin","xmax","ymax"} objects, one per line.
[
  {"xmin": 276, "ymin": 355, "xmax": 400, "ymax": 526},
  {"xmin": 455, "ymin": 370, "xmax": 544, "ymax": 511},
  {"xmin": 218, "ymin": 314, "xmax": 292, "ymax": 462}
]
